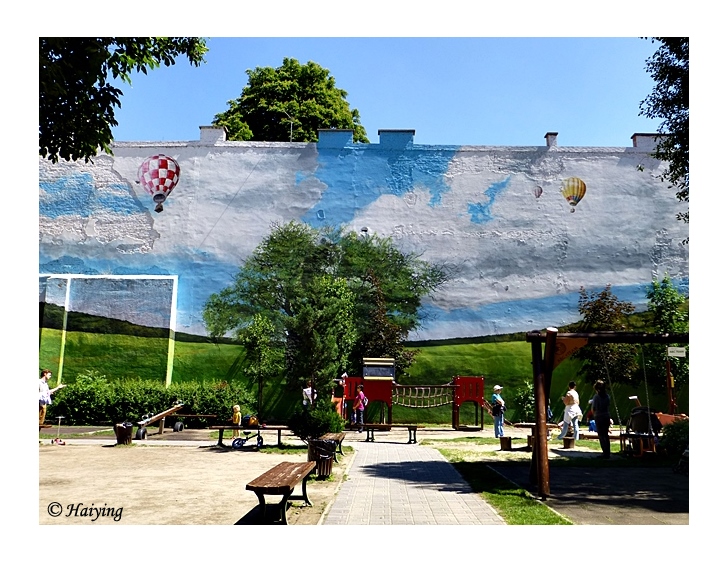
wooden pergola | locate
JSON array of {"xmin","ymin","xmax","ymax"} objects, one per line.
[{"xmin": 525, "ymin": 328, "xmax": 689, "ymax": 499}]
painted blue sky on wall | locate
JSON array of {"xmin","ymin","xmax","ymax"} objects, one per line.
[{"xmin": 39, "ymin": 134, "xmax": 689, "ymax": 339}]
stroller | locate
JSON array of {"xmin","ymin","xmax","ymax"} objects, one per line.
[{"xmin": 620, "ymin": 406, "xmax": 663, "ymax": 457}]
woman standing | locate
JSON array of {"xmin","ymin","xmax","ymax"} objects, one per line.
[
  {"xmin": 557, "ymin": 381, "xmax": 582, "ymax": 440},
  {"xmin": 592, "ymin": 380, "xmax": 612, "ymax": 458},
  {"xmin": 352, "ymin": 384, "xmax": 367, "ymax": 433}
]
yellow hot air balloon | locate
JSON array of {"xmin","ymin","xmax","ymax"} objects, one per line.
[{"xmin": 560, "ymin": 177, "xmax": 587, "ymax": 212}]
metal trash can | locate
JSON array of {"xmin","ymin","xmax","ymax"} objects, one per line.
[
  {"xmin": 114, "ymin": 422, "xmax": 133, "ymax": 445},
  {"xmin": 308, "ymin": 438, "xmax": 336, "ymax": 477}
]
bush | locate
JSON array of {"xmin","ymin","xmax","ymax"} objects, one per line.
[
  {"xmin": 48, "ymin": 370, "xmax": 113, "ymax": 425},
  {"xmin": 48, "ymin": 372, "xmax": 256, "ymax": 426},
  {"xmin": 512, "ymin": 382, "xmax": 535, "ymax": 422},
  {"xmin": 659, "ymin": 418, "xmax": 689, "ymax": 457},
  {"xmin": 288, "ymin": 401, "xmax": 345, "ymax": 443}
]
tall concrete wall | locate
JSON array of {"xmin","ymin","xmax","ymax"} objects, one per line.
[{"xmin": 39, "ymin": 127, "xmax": 688, "ymax": 340}]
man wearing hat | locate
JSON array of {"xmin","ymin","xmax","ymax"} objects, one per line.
[{"xmin": 491, "ymin": 385, "xmax": 506, "ymax": 438}]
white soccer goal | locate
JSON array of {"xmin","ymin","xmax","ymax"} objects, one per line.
[{"xmin": 39, "ymin": 274, "xmax": 178, "ymax": 386}]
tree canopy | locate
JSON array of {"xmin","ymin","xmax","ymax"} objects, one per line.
[
  {"xmin": 639, "ymin": 37, "xmax": 689, "ymax": 228},
  {"xmin": 642, "ymin": 276, "xmax": 689, "ymax": 394},
  {"xmin": 212, "ymin": 58, "xmax": 369, "ymax": 143},
  {"xmin": 39, "ymin": 37, "xmax": 208, "ymax": 163},
  {"xmin": 573, "ymin": 285, "xmax": 638, "ymax": 385},
  {"xmin": 202, "ymin": 221, "xmax": 447, "ymax": 393}
]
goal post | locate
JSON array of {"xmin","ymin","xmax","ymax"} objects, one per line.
[{"xmin": 39, "ymin": 274, "xmax": 178, "ymax": 386}]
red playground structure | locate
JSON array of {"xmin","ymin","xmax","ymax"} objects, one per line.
[{"xmin": 340, "ymin": 359, "xmax": 485, "ymax": 430}]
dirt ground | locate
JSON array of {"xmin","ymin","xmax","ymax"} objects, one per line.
[
  {"xmin": 38, "ymin": 429, "xmax": 349, "ymax": 526},
  {"xmin": 39, "ymin": 426, "xmax": 689, "ymax": 527}
]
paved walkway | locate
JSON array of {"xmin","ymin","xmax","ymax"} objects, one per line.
[{"xmin": 322, "ymin": 440, "xmax": 505, "ymax": 525}]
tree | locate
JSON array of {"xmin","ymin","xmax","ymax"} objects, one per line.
[
  {"xmin": 573, "ymin": 285, "xmax": 638, "ymax": 385},
  {"xmin": 239, "ymin": 314, "xmax": 284, "ymax": 419},
  {"xmin": 642, "ymin": 275, "xmax": 689, "ymax": 394},
  {"xmin": 40, "ymin": 37, "xmax": 208, "ymax": 163},
  {"xmin": 286, "ymin": 276, "xmax": 357, "ymax": 399},
  {"xmin": 639, "ymin": 38, "xmax": 689, "ymax": 228},
  {"xmin": 350, "ymin": 272, "xmax": 419, "ymax": 381},
  {"xmin": 213, "ymin": 58, "xmax": 368, "ymax": 143},
  {"xmin": 202, "ymin": 221, "xmax": 447, "ymax": 392}
]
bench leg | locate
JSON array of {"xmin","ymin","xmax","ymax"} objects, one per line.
[
  {"xmin": 277, "ymin": 429, "xmax": 282, "ymax": 447},
  {"xmin": 287, "ymin": 475, "xmax": 314, "ymax": 507},
  {"xmin": 255, "ymin": 491, "xmax": 294, "ymax": 525},
  {"xmin": 365, "ymin": 428, "xmax": 375, "ymax": 442},
  {"xmin": 408, "ymin": 428, "xmax": 417, "ymax": 444},
  {"xmin": 217, "ymin": 429, "xmax": 225, "ymax": 447}
]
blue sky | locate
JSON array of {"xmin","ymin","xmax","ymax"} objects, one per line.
[{"xmin": 110, "ymin": 37, "xmax": 661, "ymax": 148}]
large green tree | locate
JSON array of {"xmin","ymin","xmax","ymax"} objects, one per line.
[
  {"xmin": 642, "ymin": 276, "xmax": 689, "ymax": 395},
  {"xmin": 239, "ymin": 313, "xmax": 284, "ymax": 419},
  {"xmin": 639, "ymin": 37, "xmax": 689, "ymax": 228},
  {"xmin": 40, "ymin": 37, "xmax": 208, "ymax": 163},
  {"xmin": 573, "ymin": 285, "xmax": 639, "ymax": 385},
  {"xmin": 202, "ymin": 221, "xmax": 447, "ymax": 392},
  {"xmin": 213, "ymin": 58, "xmax": 368, "ymax": 143}
]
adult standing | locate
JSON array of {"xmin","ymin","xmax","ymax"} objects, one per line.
[
  {"xmin": 557, "ymin": 381, "xmax": 582, "ymax": 440},
  {"xmin": 302, "ymin": 381, "xmax": 316, "ymax": 408},
  {"xmin": 39, "ymin": 369, "xmax": 65, "ymax": 427},
  {"xmin": 491, "ymin": 385, "xmax": 505, "ymax": 438},
  {"xmin": 352, "ymin": 384, "xmax": 367, "ymax": 433},
  {"xmin": 592, "ymin": 379, "xmax": 612, "ymax": 458}
]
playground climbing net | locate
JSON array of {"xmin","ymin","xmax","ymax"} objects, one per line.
[{"xmin": 393, "ymin": 385, "xmax": 455, "ymax": 408}]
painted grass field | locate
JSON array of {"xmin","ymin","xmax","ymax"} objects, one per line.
[{"xmin": 39, "ymin": 327, "xmax": 687, "ymax": 425}]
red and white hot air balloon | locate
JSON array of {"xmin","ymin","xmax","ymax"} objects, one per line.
[{"xmin": 137, "ymin": 154, "xmax": 180, "ymax": 213}]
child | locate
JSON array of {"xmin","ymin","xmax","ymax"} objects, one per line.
[{"xmin": 232, "ymin": 405, "xmax": 242, "ymax": 439}]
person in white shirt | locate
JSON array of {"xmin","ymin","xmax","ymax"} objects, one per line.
[
  {"xmin": 39, "ymin": 369, "xmax": 66, "ymax": 426},
  {"xmin": 302, "ymin": 381, "xmax": 316, "ymax": 407},
  {"xmin": 557, "ymin": 381, "xmax": 582, "ymax": 440}
]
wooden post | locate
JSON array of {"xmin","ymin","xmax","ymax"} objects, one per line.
[{"xmin": 529, "ymin": 340, "xmax": 543, "ymax": 487}]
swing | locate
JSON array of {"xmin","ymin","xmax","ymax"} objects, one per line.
[{"xmin": 616, "ymin": 347, "xmax": 663, "ymax": 457}]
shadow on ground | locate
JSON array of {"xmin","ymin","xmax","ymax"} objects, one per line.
[{"xmin": 489, "ymin": 462, "xmax": 689, "ymax": 525}]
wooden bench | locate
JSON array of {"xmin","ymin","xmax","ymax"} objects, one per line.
[
  {"xmin": 210, "ymin": 425, "xmax": 290, "ymax": 447},
  {"xmin": 320, "ymin": 432, "xmax": 346, "ymax": 461},
  {"xmin": 245, "ymin": 461, "xmax": 317, "ymax": 524},
  {"xmin": 361, "ymin": 424, "xmax": 422, "ymax": 444}
]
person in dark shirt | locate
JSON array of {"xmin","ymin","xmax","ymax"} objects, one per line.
[{"xmin": 591, "ymin": 379, "xmax": 611, "ymax": 459}]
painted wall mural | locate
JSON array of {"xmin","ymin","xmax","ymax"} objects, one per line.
[{"xmin": 39, "ymin": 128, "xmax": 689, "ymax": 341}]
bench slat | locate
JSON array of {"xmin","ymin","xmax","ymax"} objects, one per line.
[{"xmin": 246, "ymin": 461, "xmax": 316, "ymax": 495}]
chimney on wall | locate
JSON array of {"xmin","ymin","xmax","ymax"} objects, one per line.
[
  {"xmin": 631, "ymin": 133, "xmax": 660, "ymax": 150},
  {"xmin": 199, "ymin": 126, "xmax": 227, "ymax": 143},
  {"xmin": 544, "ymin": 132, "xmax": 558, "ymax": 147},
  {"xmin": 378, "ymin": 129, "xmax": 415, "ymax": 148},
  {"xmin": 318, "ymin": 129, "xmax": 354, "ymax": 148}
]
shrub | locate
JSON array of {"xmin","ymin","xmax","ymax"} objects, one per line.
[
  {"xmin": 512, "ymin": 381, "xmax": 535, "ymax": 422},
  {"xmin": 48, "ymin": 370, "xmax": 113, "ymax": 425},
  {"xmin": 47, "ymin": 373, "xmax": 256, "ymax": 426},
  {"xmin": 659, "ymin": 418, "xmax": 689, "ymax": 457},
  {"xmin": 288, "ymin": 401, "xmax": 345, "ymax": 443}
]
